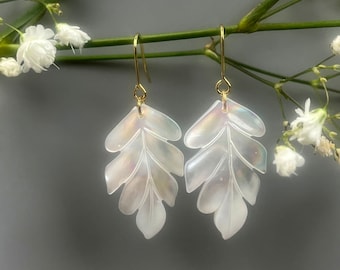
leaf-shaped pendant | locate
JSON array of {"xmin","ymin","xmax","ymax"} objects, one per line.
[
  {"xmin": 105, "ymin": 104, "xmax": 184, "ymax": 239},
  {"xmin": 184, "ymin": 99, "xmax": 267, "ymax": 240}
]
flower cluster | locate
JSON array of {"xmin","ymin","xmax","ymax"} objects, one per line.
[
  {"xmin": 0, "ymin": 23, "xmax": 90, "ymax": 77},
  {"xmin": 273, "ymin": 97, "xmax": 340, "ymax": 177}
]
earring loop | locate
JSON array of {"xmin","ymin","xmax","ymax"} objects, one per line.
[
  {"xmin": 215, "ymin": 25, "xmax": 232, "ymax": 100},
  {"xmin": 133, "ymin": 33, "xmax": 151, "ymax": 112}
]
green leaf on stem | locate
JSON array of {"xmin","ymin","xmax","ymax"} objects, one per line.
[{"xmin": 238, "ymin": 0, "xmax": 279, "ymax": 32}]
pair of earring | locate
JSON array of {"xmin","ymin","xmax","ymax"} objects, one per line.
[{"xmin": 104, "ymin": 26, "xmax": 267, "ymax": 240}]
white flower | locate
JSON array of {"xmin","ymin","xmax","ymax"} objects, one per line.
[
  {"xmin": 273, "ymin": 145, "xmax": 305, "ymax": 177},
  {"xmin": 0, "ymin": 57, "xmax": 21, "ymax": 77},
  {"xmin": 290, "ymin": 98, "xmax": 327, "ymax": 146},
  {"xmin": 315, "ymin": 136, "xmax": 334, "ymax": 157},
  {"xmin": 16, "ymin": 24, "xmax": 57, "ymax": 73},
  {"xmin": 54, "ymin": 23, "xmax": 90, "ymax": 52},
  {"xmin": 331, "ymin": 35, "xmax": 340, "ymax": 55}
]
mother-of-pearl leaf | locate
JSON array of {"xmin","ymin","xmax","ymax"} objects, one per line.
[
  {"xmin": 184, "ymin": 98, "xmax": 267, "ymax": 240},
  {"xmin": 105, "ymin": 104, "xmax": 183, "ymax": 238}
]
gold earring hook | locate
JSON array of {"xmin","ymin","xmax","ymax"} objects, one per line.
[
  {"xmin": 215, "ymin": 25, "xmax": 232, "ymax": 103},
  {"xmin": 133, "ymin": 33, "xmax": 151, "ymax": 115}
]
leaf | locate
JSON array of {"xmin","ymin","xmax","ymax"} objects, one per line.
[
  {"xmin": 184, "ymin": 99, "xmax": 267, "ymax": 239},
  {"xmin": 105, "ymin": 104, "xmax": 183, "ymax": 238}
]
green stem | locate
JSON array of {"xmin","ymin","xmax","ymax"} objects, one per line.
[
  {"xmin": 205, "ymin": 48, "xmax": 302, "ymax": 107},
  {"xmin": 56, "ymin": 49, "xmax": 205, "ymax": 62},
  {"xmin": 205, "ymin": 48, "xmax": 274, "ymax": 87},
  {"xmin": 226, "ymin": 57, "xmax": 340, "ymax": 93},
  {"xmin": 56, "ymin": 20, "xmax": 340, "ymax": 50}
]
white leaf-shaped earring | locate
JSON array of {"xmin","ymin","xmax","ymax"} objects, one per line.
[
  {"xmin": 105, "ymin": 34, "xmax": 184, "ymax": 239},
  {"xmin": 184, "ymin": 25, "xmax": 267, "ymax": 240}
]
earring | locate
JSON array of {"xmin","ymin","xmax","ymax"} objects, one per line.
[
  {"xmin": 184, "ymin": 26, "xmax": 267, "ymax": 240},
  {"xmin": 104, "ymin": 34, "xmax": 184, "ymax": 239}
]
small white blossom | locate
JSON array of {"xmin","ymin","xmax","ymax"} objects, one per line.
[
  {"xmin": 54, "ymin": 23, "xmax": 90, "ymax": 52},
  {"xmin": 290, "ymin": 98, "xmax": 327, "ymax": 146},
  {"xmin": 315, "ymin": 136, "xmax": 334, "ymax": 157},
  {"xmin": 16, "ymin": 24, "xmax": 57, "ymax": 73},
  {"xmin": 331, "ymin": 35, "xmax": 340, "ymax": 55},
  {"xmin": 273, "ymin": 145, "xmax": 305, "ymax": 177},
  {"xmin": 0, "ymin": 57, "xmax": 21, "ymax": 77}
]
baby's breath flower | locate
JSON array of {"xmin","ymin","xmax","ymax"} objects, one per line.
[
  {"xmin": 16, "ymin": 24, "xmax": 57, "ymax": 73},
  {"xmin": 315, "ymin": 136, "xmax": 334, "ymax": 157},
  {"xmin": 273, "ymin": 145, "xmax": 305, "ymax": 177},
  {"xmin": 290, "ymin": 98, "xmax": 327, "ymax": 146},
  {"xmin": 54, "ymin": 23, "xmax": 90, "ymax": 52},
  {"xmin": 331, "ymin": 35, "xmax": 340, "ymax": 55},
  {"xmin": 0, "ymin": 57, "xmax": 21, "ymax": 77}
]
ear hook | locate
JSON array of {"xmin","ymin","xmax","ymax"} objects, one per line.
[
  {"xmin": 133, "ymin": 33, "xmax": 151, "ymax": 115},
  {"xmin": 215, "ymin": 25, "xmax": 232, "ymax": 103}
]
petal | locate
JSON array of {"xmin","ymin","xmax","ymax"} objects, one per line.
[
  {"xmin": 144, "ymin": 131, "xmax": 184, "ymax": 176},
  {"xmin": 230, "ymin": 126, "xmax": 267, "ymax": 173},
  {"xmin": 227, "ymin": 98, "xmax": 266, "ymax": 137},
  {"xmin": 185, "ymin": 145, "xmax": 227, "ymax": 193},
  {"xmin": 119, "ymin": 159, "xmax": 148, "ymax": 215},
  {"xmin": 214, "ymin": 183, "xmax": 248, "ymax": 240},
  {"xmin": 142, "ymin": 104, "xmax": 182, "ymax": 141},
  {"xmin": 184, "ymin": 100, "xmax": 227, "ymax": 149},
  {"xmin": 105, "ymin": 106, "xmax": 141, "ymax": 152},
  {"xmin": 232, "ymin": 156, "xmax": 260, "ymax": 205},
  {"xmin": 149, "ymin": 158, "xmax": 178, "ymax": 207},
  {"xmin": 136, "ymin": 188, "xmax": 166, "ymax": 239},
  {"xmin": 105, "ymin": 136, "xmax": 143, "ymax": 194},
  {"xmin": 197, "ymin": 160, "xmax": 229, "ymax": 214}
]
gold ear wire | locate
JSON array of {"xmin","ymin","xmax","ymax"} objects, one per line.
[
  {"xmin": 215, "ymin": 25, "xmax": 232, "ymax": 104},
  {"xmin": 133, "ymin": 33, "xmax": 151, "ymax": 115}
]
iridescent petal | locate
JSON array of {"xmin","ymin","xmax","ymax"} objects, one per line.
[
  {"xmin": 230, "ymin": 126, "xmax": 267, "ymax": 173},
  {"xmin": 142, "ymin": 104, "xmax": 182, "ymax": 141},
  {"xmin": 144, "ymin": 131, "xmax": 184, "ymax": 176},
  {"xmin": 197, "ymin": 160, "xmax": 229, "ymax": 214},
  {"xmin": 105, "ymin": 138, "xmax": 143, "ymax": 194},
  {"xmin": 119, "ymin": 159, "xmax": 148, "ymax": 215},
  {"xmin": 232, "ymin": 156, "xmax": 260, "ymax": 205},
  {"xmin": 149, "ymin": 158, "xmax": 178, "ymax": 207},
  {"xmin": 136, "ymin": 188, "xmax": 166, "ymax": 239},
  {"xmin": 105, "ymin": 106, "xmax": 141, "ymax": 152},
  {"xmin": 184, "ymin": 100, "xmax": 227, "ymax": 149},
  {"xmin": 185, "ymin": 145, "xmax": 226, "ymax": 193},
  {"xmin": 227, "ymin": 98, "xmax": 265, "ymax": 137},
  {"xmin": 214, "ymin": 184, "xmax": 248, "ymax": 240}
]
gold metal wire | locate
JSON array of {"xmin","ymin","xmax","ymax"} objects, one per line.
[
  {"xmin": 215, "ymin": 25, "xmax": 232, "ymax": 103},
  {"xmin": 133, "ymin": 33, "xmax": 151, "ymax": 115}
]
